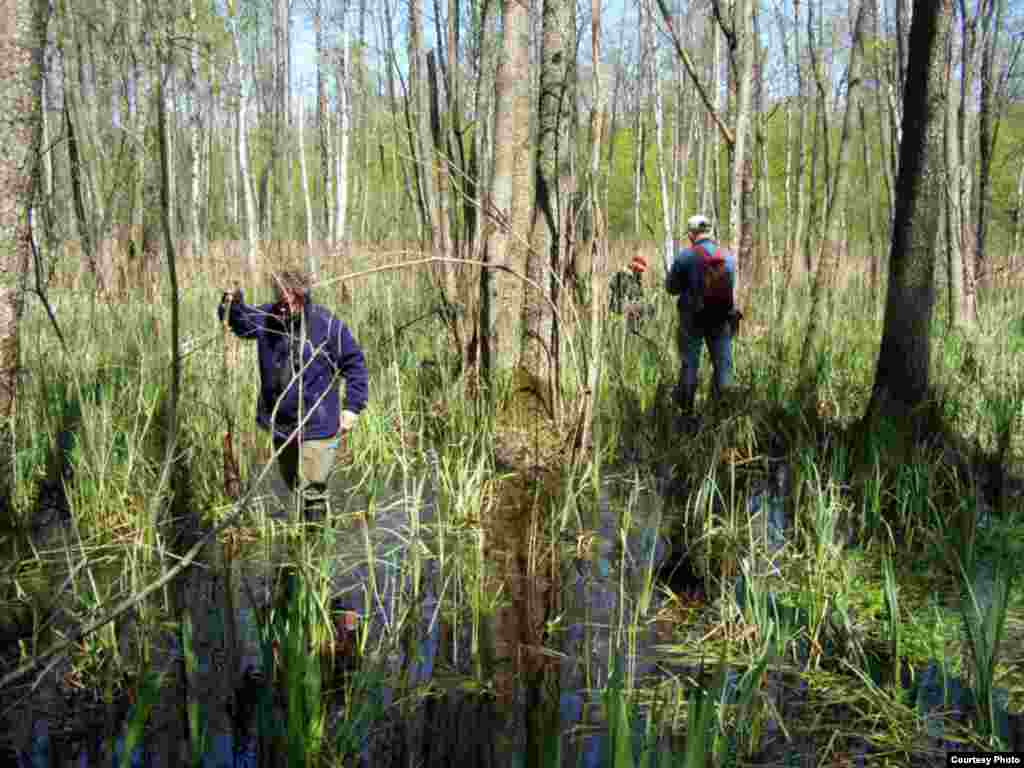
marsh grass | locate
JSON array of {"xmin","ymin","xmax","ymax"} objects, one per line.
[
  {"xmin": 1, "ymin": 241, "xmax": 1023, "ymax": 764},
  {"xmin": 958, "ymin": 548, "xmax": 1016, "ymax": 746}
]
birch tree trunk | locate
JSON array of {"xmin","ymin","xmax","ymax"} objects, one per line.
[
  {"xmin": 408, "ymin": 0, "xmax": 440, "ymax": 249},
  {"xmin": 576, "ymin": 0, "xmax": 606, "ymax": 459},
  {"xmin": 695, "ymin": 14, "xmax": 717, "ymax": 217},
  {"xmin": 782, "ymin": 95, "xmax": 792, "ymax": 258},
  {"xmin": 281, "ymin": 0, "xmax": 292, "ymax": 241},
  {"xmin": 788, "ymin": 0, "xmax": 809, "ymax": 298},
  {"xmin": 188, "ymin": 0, "xmax": 202, "ymax": 261},
  {"xmin": 759, "ymin": 113, "xmax": 775, "ymax": 304},
  {"xmin": 42, "ymin": 0, "xmax": 67, "ymax": 238},
  {"xmin": 1013, "ymin": 161, "xmax": 1024, "ymax": 274},
  {"xmin": 803, "ymin": 0, "xmax": 826, "ymax": 276},
  {"xmin": 297, "ymin": 95, "xmax": 315, "ymax": 277},
  {"xmin": 481, "ymin": 0, "xmax": 530, "ymax": 379},
  {"xmin": 859, "ymin": 103, "xmax": 879, "ymax": 297},
  {"xmin": 649, "ymin": 0, "xmax": 673, "ymax": 271},
  {"xmin": 382, "ymin": 0, "xmax": 420, "ymax": 233},
  {"xmin": 711, "ymin": 17, "xmax": 722, "ymax": 225},
  {"xmin": 866, "ymin": 0, "xmax": 896, "ymax": 237},
  {"xmin": 957, "ymin": 1, "xmax": 980, "ymax": 320},
  {"xmin": 699, "ymin": 110, "xmax": 712, "ymax": 217},
  {"xmin": 333, "ymin": 24, "xmax": 350, "ymax": 250},
  {"xmin": 632, "ymin": 14, "xmax": 646, "ymax": 240},
  {"xmin": 467, "ymin": 0, "xmax": 492, "ymax": 261},
  {"xmin": 39, "ymin": 46, "xmax": 52, "ymax": 239},
  {"xmin": 226, "ymin": 98, "xmax": 237, "ymax": 232},
  {"xmin": 729, "ymin": 0, "xmax": 755, "ymax": 290},
  {"xmin": 127, "ymin": 0, "xmax": 145, "ymax": 273},
  {"xmin": 444, "ymin": 0, "xmax": 483, "ymax": 374},
  {"xmin": 976, "ymin": 0, "xmax": 1006, "ymax": 286},
  {"xmin": 165, "ymin": 69, "xmax": 177, "ymax": 241},
  {"xmin": 258, "ymin": 0, "xmax": 288, "ymax": 239},
  {"xmin": 62, "ymin": 0, "xmax": 110, "ymax": 292},
  {"xmin": 357, "ymin": 0, "xmax": 370, "ymax": 241},
  {"xmin": 315, "ymin": 0, "xmax": 330, "ymax": 238},
  {"xmin": 944, "ymin": 22, "xmax": 970, "ymax": 329},
  {"xmin": 523, "ymin": 0, "xmax": 573, "ymax": 417},
  {"xmin": 229, "ymin": 0, "xmax": 257, "ymax": 273},
  {"xmin": 0, "ymin": 0, "xmax": 44, "ymax": 519},
  {"xmin": 426, "ymin": 49, "xmax": 462, "ymax": 357}
]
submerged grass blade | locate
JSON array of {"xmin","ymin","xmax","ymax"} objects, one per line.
[
  {"xmin": 120, "ymin": 669, "xmax": 161, "ymax": 768},
  {"xmin": 181, "ymin": 612, "xmax": 208, "ymax": 766}
]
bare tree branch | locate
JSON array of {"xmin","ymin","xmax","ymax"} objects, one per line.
[{"xmin": 653, "ymin": 0, "xmax": 736, "ymax": 148}]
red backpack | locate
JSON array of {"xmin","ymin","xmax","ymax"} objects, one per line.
[{"xmin": 694, "ymin": 240, "xmax": 734, "ymax": 322}]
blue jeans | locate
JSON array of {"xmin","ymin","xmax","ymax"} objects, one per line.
[{"xmin": 674, "ymin": 317, "xmax": 733, "ymax": 413}]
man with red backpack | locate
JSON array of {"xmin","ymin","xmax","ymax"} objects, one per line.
[{"xmin": 664, "ymin": 214, "xmax": 739, "ymax": 417}]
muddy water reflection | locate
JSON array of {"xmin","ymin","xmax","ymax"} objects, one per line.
[
  {"xmin": 7, "ymin": 459, "xmax": 676, "ymax": 766},
  {"xmin": 8, "ymin": 457, "xmax": 1018, "ymax": 766}
]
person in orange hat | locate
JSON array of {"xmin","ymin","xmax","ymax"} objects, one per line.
[
  {"xmin": 609, "ymin": 254, "xmax": 653, "ymax": 333},
  {"xmin": 609, "ymin": 254, "xmax": 647, "ymax": 314}
]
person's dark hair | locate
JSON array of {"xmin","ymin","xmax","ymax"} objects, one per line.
[{"xmin": 273, "ymin": 269, "xmax": 312, "ymax": 301}]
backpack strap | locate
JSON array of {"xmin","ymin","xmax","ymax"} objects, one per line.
[{"xmin": 695, "ymin": 239, "xmax": 723, "ymax": 264}]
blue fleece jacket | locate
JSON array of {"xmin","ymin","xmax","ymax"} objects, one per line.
[
  {"xmin": 218, "ymin": 292, "xmax": 369, "ymax": 440},
  {"xmin": 665, "ymin": 237, "xmax": 737, "ymax": 317}
]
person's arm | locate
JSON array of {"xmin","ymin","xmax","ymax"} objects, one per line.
[
  {"xmin": 218, "ymin": 290, "xmax": 268, "ymax": 339},
  {"xmin": 329, "ymin": 320, "xmax": 369, "ymax": 430},
  {"xmin": 665, "ymin": 249, "xmax": 690, "ymax": 296}
]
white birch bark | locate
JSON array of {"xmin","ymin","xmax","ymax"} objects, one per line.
[
  {"xmin": 647, "ymin": 0, "xmax": 673, "ymax": 268},
  {"xmin": 944, "ymin": 31, "xmax": 968, "ymax": 329},
  {"xmin": 297, "ymin": 93, "xmax": 315, "ymax": 276},
  {"xmin": 703, "ymin": 16, "xmax": 722, "ymax": 222},
  {"xmin": 227, "ymin": 101, "xmax": 237, "ymax": 232},
  {"xmin": 633, "ymin": 3, "xmax": 647, "ymax": 237},
  {"xmin": 579, "ymin": 0, "xmax": 606, "ymax": 458},
  {"xmin": 332, "ymin": 20, "xmax": 351, "ymax": 249},
  {"xmin": 188, "ymin": 0, "xmax": 202, "ymax": 259},
  {"xmin": 1013, "ymin": 160, "xmax": 1024, "ymax": 273},
  {"xmin": 41, "ymin": 70, "xmax": 52, "ymax": 205},
  {"xmin": 229, "ymin": 2, "xmax": 257, "ymax": 272},
  {"xmin": 729, "ymin": 0, "xmax": 755, "ymax": 258}
]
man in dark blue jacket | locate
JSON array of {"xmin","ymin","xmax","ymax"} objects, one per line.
[
  {"xmin": 219, "ymin": 269, "xmax": 368, "ymax": 521},
  {"xmin": 665, "ymin": 214, "xmax": 737, "ymax": 417}
]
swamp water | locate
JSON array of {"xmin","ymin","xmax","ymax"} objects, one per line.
[{"xmin": 5, "ymin": 456, "xmax": 1022, "ymax": 767}]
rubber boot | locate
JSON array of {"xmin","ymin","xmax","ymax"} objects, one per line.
[{"xmin": 302, "ymin": 482, "xmax": 330, "ymax": 522}]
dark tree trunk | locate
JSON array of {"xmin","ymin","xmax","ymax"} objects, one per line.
[{"xmin": 869, "ymin": 0, "xmax": 951, "ymax": 416}]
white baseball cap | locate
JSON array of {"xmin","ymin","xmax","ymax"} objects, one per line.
[{"xmin": 686, "ymin": 214, "xmax": 712, "ymax": 234}]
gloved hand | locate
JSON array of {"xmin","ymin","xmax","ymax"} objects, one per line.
[{"xmin": 340, "ymin": 410, "xmax": 359, "ymax": 433}]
